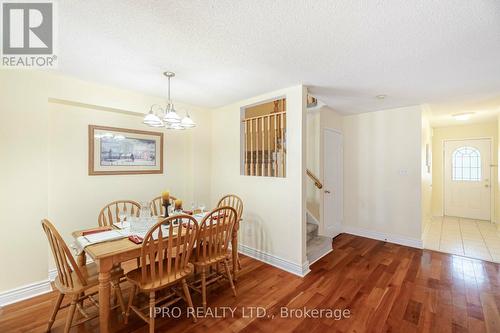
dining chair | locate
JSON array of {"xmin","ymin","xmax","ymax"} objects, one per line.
[
  {"xmin": 124, "ymin": 215, "xmax": 198, "ymax": 332},
  {"xmin": 41, "ymin": 219, "xmax": 125, "ymax": 333},
  {"xmin": 190, "ymin": 206, "xmax": 238, "ymax": 311},
  {"xmin": 217, "ymin": 194, "xmax": 244, "ymax": 271},
  {"xmin": 98, "ymin": 200, "xmax": 141, "ymax": 227},
  {"xmin": 150, "ymin": 195, "xmax": 177, "ymax": 216}
]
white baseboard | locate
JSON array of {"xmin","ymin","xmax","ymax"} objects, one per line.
[
  {"xmin": 0, "ymin": 280, "xmax": 52, "ymax": 307},
  {"xmin": 342, "ymin": 226, "xmax": 423, "ymax": 249},
  {"xmin": 238, "ymin": 244, "xmax": 310, "ymax": 277}
]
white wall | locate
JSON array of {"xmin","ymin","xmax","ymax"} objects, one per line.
[
  {"xmin": 0, "ymin": 70, "xmax": 212, "ymax": 294},
  {"xmin": 343, "ymin": 106, "xmax": 423, "ymax": 246},
  {"xmin": 421, "ymin": 107, "xmax": 433, "ymax": 234},
  {"xmin": 0, "ymin": 71, "xmax": 50, "ymax": 291},
  {"xmin": 210, "ymin": 85, "xmax": 309, "ymax": 275}
]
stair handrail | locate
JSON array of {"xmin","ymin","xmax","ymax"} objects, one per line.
[{"xmin": 306, "ymin": 169, "xmax": 323, "ymax": 189}]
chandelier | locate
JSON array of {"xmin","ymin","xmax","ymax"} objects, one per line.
[{"xmin": 143, "ymin": 72, "xmax": 196, "ymax": 130}]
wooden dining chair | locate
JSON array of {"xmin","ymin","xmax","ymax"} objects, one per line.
[
  {"xmin": 150, "ymin": 195, "xmax": 177, "ymax": 216},
  {"xmin": 190, "ymin": 206, "xmax": 238, "ymax": 311},
  {"xmin": 217, "ymin": 194, "xmax": 244, "ymax": 272},
  {"xmin": 41, "ymin": 219, "xmax": 125, "ymax": 333},
  {"xmin": 124, "ymin": 215, "xmax": 198, "ymax": 332},
  {"xmin": 98, "ymin": 200, "xmax": 141, "ymax": 227}
]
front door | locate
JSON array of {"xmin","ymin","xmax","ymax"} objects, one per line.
[{"xmin": 444, "ymin": 139, "xmax": 491, "ymax": 220}]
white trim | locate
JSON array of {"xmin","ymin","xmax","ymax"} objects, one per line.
[
  {"xmin": 238, "ymin": 244, "xmax": 310, "ymax": 277},
  {"xmin": 342, "ymin": 226, "xmax": 423, "ymax": 249},
  {"xmin": 0, "ymin": 280, "xmax": 53, "ymax": 307}
]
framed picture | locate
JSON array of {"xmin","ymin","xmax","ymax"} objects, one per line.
[{"xmin": 88, "ymin": 125, "xmax": 163, "ymax": 175}]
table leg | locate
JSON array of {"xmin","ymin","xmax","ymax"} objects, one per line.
[
  {"xmin": 76, "ymin": 252, "xmax": 87, "ymax": 309},
  {"xmin": 98, "ymin": 259, "xmax": 113, "ymax": 333},
  {"xmin": 231, "ymin": 224, "xmax": 239, "ymax": 281}
]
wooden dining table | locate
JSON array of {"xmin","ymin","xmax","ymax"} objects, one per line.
[{"xmin": 72, "ymin": 219, "xmax": 240, "ymax": 333}]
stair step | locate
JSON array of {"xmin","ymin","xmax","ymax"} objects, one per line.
[{"xmin": 306, "ymin": 223, "xmax": 318, "ymax": 242}]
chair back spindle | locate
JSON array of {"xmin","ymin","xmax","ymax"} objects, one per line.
[
  {"xmin": 217, "ymin": 194, "xmax": 243, "ymax": 222},
  {"xmin": 196, "ymin": 207, "xmax": 237, "ymax": 262},
  {"xmin": 98, "ymin": 200, "xmax": 140, "ymax": 227},
  {"xmin": 140, "ymin": 215, "xmax": 198, "ymax": 285},
  {"xmin": 41, "ymin": 219, "xmax": 86, "ymax": 289}
]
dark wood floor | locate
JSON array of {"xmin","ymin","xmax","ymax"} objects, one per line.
[{"xmin": 1, "ymin": 234, "xmax": 500, "ymax": 332}]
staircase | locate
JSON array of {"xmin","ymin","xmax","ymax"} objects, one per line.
[
  {"xmin": 306, "ymin": 211, "xmax": 333, "ymax": 265},
  {"xmin": 306, "ymin": 222, "xmax": 318, "ymax": 242}
]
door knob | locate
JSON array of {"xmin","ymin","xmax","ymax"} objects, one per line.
[
  {"xmin": 324, "ymin": 190, "xmax": 331, "ymax": 194},
  {"xmin": 485, "ymin": 184, "xmax": 489, "ymax": 188}
]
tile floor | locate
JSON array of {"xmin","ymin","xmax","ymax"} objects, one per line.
[{"xmin": 423, "ymin": 216, "xmax": 500, "ymax": 263}]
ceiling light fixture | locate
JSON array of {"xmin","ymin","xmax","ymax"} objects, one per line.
[
  {"xmin": 375, "ymin": 94, "xmax": 387, "ymax": 100},
  {"xmin": 143, "ymin": 72, "xmax": 196, "ymax": 130},
  {"xmin": 452, "ymin": 112, "xmax": 474, "ymax": 121}
]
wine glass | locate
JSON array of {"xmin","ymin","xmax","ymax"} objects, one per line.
[
  {"xmin": 118, "ymin": 210, "xmax": 128, "ymax": 223},
  {"xmin": 199, "ymin": 203, "xmax": 206, "ymax": 213}
]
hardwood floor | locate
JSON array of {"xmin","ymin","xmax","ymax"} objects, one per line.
[{"xmin": 1, "ymin": 234, "xmax": 500, "ymax": 332}]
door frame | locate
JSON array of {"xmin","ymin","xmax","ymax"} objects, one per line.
[
  {"xmin": 321, "ymin": 127, "xmax": 343, "ymax": 237},
  {"xmin": 442, "ymin": 137, "xmax": 494, "ymax": 221}
]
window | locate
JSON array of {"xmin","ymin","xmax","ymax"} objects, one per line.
[
  {"xmin": 452, "ymin": 146, "xmax": 481, "ymax": 181},
  {"xmin": 240, "ymin": 98, "xmax": 286, "ymax": 177}
]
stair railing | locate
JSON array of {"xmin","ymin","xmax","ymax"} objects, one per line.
[{"xmin": 306, "ymin": 169, "xmax": 323, "ymax": 189}]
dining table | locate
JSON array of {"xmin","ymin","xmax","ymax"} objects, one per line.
[{"xmin": 71, "ymin": 214, "xmax": 240, "ymax": 333}]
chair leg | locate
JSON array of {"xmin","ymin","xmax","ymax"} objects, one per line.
[
  {"xmin": 181, "ymin": 279, "xmax": 197, "ymax": 323},
  {"xmin": 149, "ymin": 291, "xmax": 155, "ymax": 333},
  {"xmin": 201, "ymin": 266, "xmax": 207, "ymax": 312},
  {"xmin": 124, "ymin": 285, "xmax": 137, "ymax": 324},
  {"xmin": 63, "ymin": 295, "xmax": 78, "ymax": 333},
  {"xmin": 237, "ymin": 255, "xmax": 242, "ymax": 270},
  {"xmin": 47, "ymin": 292, "xmax": 64, "ymax": 331},
  {"xmin": 223, "ymin": 259, "xmax": 237, "ymax": 297},
  {"xmin": 111, "ymin": 279, "xmax": 126, "ymax": 316}
]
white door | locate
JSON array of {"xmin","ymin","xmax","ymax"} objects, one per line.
[
  {"xmin": 323, "ymin": 129, "xmax": 343, "ymax": 237},
  {"xmin": 444, "ymin": 139, "xmax": 491, "ymax": 220}
]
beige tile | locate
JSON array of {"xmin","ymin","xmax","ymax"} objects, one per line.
[
  {"xmin": 442, "ymin": 232, "xmax": 461, "ymax": 237},
  {"xmin": 463, "ymin": 250, "xmax": 492, "ymax": 261},
  {"xmin": 461, "ymin": 234, "xmax": 483, "ymax": 241},
  {"xmin": 424, "ymin": 240, "xmax": 440, "ymax": 251},
  {"xmin": 439, "ymin": 235, "xmax": 458, "ymax": 242},
  {"xmin": 491, "ymin": 253, "xmax": 500, "ymax": 263},
  {"xmin": 440, "ymin": 244, "xmax": 464, "ymax": 256},
  {"xmin": 485, "ymin": 242, "xmax": 500, "ymax": 252},
  {"xmin": 463, "ymin": 244, "xmax": 488, "ymax": 253},
  {"xmin": 463, "ymin": 240, "xmax": 487, "ymax": 248}
]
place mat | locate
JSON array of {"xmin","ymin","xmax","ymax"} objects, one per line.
[{"xmin": 72, "ymin": 229, "xmax": 128, "ymax": 255}]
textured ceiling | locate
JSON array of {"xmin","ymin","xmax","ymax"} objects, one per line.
[{"xmin": 54, "ymin": 0, "xmax": 500, "ymax": 114}]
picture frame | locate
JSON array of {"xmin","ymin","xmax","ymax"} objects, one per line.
[{"xmin": 88, "ymin": 125, "xmax": 163, "ymax": 175}]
